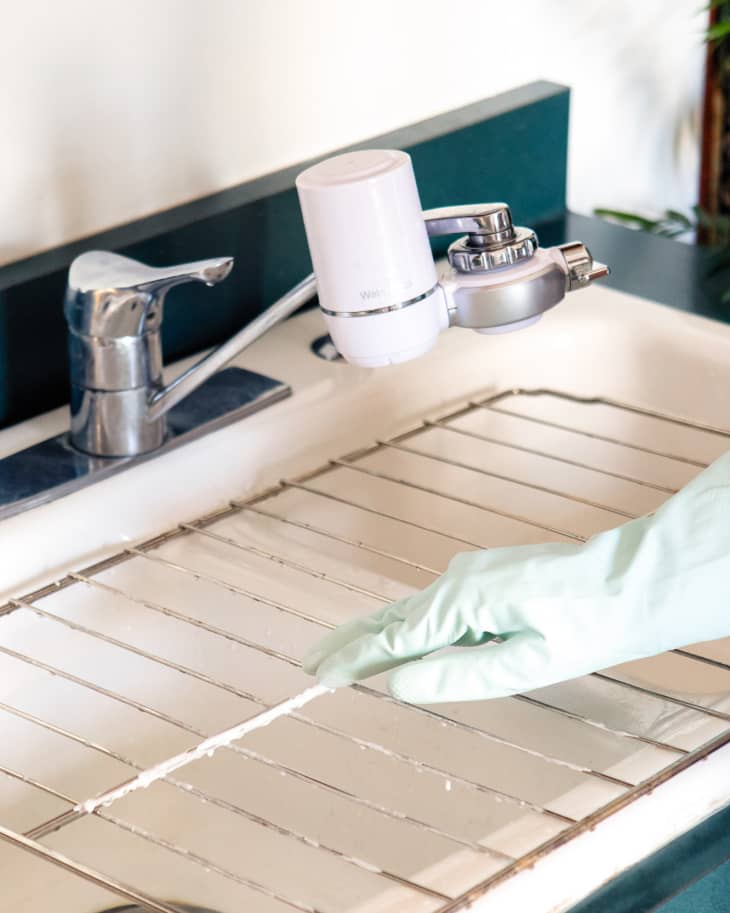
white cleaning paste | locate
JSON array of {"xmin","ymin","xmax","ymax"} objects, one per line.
[{"xmin": 75, "ymin": 684, "xmax": 330, "ymax": 815}]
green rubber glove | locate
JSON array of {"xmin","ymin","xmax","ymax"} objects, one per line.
[{"xmin": 303, "ymin": 451, "xmax": 730, "ymax": 703}]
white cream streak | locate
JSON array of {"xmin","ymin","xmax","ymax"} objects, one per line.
[{"xmin": 75, "ymin": 684, "xmax": 331, "ymax": 815}]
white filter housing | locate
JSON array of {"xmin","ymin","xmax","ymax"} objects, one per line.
[{"xmin": 296, "ymin": 149, "xmax": 448, "ymax": 366}]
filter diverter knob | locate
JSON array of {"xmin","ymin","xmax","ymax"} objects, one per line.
[{"xmin": 424, "ymin": 203, "xmax": 538, "ymax": 274}]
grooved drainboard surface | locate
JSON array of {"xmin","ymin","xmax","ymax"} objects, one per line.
[{"xmin": 1, "ymin": 389, "xmax": 729, "ymax": 913}]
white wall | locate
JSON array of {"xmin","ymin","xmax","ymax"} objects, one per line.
[{"xmin": 0, "ymin": 0, "xmax": 705, "ymax": 266}]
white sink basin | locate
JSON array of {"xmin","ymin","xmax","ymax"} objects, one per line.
[{"xmin": 0, "ymin": 284, "xmax": 729, "ymax": 913}]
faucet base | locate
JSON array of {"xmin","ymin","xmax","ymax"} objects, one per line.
[
  {"xmin": 70, "ymin": 383, "xmax": 169, "ymax": 457},
  {"xmin": 0, "ymin": 367, "xmax": 291, "ymax": 522}
]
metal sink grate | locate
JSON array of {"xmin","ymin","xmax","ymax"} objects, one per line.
[{"xmin": 0, "ymin": 389, "xmax": 729, "ymax": 913}]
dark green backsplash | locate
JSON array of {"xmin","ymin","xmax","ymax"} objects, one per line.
[{"xmin": 0, "ymin": 80, "xmax": 569, "ymax": 427}]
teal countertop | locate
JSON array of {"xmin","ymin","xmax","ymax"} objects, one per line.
[
  {"xmin": 660, "ymin": 858, "xmax": 730, "ymax": 913},
  {"xmin": 569, "ymin": 800, "xmax": 730, "ymax": 913},
  {"xmin": 538, "ymin": 212, "xmax": 730, "ymax": 326}
]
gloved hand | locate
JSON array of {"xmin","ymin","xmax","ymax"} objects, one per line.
[{"xmin": 303, "ymin": 451, "xmax": 730, "ymax": 703}]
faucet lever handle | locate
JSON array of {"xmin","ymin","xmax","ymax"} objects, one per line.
[
  {"xmin": 424, "ymin": 204, "xmax": 515, "ymax": 246},
  {"xmin": 65, "ymin": 251, "xmax": 234, "ymax": 338}
]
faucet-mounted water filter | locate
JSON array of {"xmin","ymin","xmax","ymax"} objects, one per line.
[
  {"xmin": 296, "ymin": 149, "xmax": 447, "ymax": 367},
  {"xmin": 297, "ymin": 149, "xmax": 608, "ymax": 366}
]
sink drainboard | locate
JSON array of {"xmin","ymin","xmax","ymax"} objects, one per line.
[{"xmin": 0, "ymin": 389, "xmax": 729, "ymax": 913}]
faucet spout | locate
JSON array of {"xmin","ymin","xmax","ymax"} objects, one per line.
[
  {"xmin": 136, "ymin": 255, "xmax": 234, "ymax": 292},
  {"xmin": 146, "ymin": 273, "xmax": 317, "ymax": 422}
]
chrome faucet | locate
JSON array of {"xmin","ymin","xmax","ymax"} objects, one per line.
[{"xmin": 64, "ymin": 252, "xmax": 317, "ymax": 457}]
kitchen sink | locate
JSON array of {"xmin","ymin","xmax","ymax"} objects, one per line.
[{"xmin": 0, "ymin": 284, "xmax": 728, "ymax": 913}]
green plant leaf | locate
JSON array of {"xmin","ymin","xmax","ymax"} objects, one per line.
[
  {"xmin": 695, "ymin": 206, "xmax": 714, "ymax": 228},
  {"xmin": 664, "ymin": 209, "xmax": 694, "ymax": 228},
  {"xmin": 693, "ymin": 207, "xmax": 730, "ymax": 241},
  {"xmin": 655, "ymin": 226, "xmax": 688, "ymax": 239},
  {"xmin": 593, "ymin": 208, "xmax": 660, "ymax": 231},
  {"xmin": 705, "ymin": 19, "xmax": 730, "ymax": 41},
  {"xmin": 594, "ymin": 207, "xmax": 697, "ymax": 240}
]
